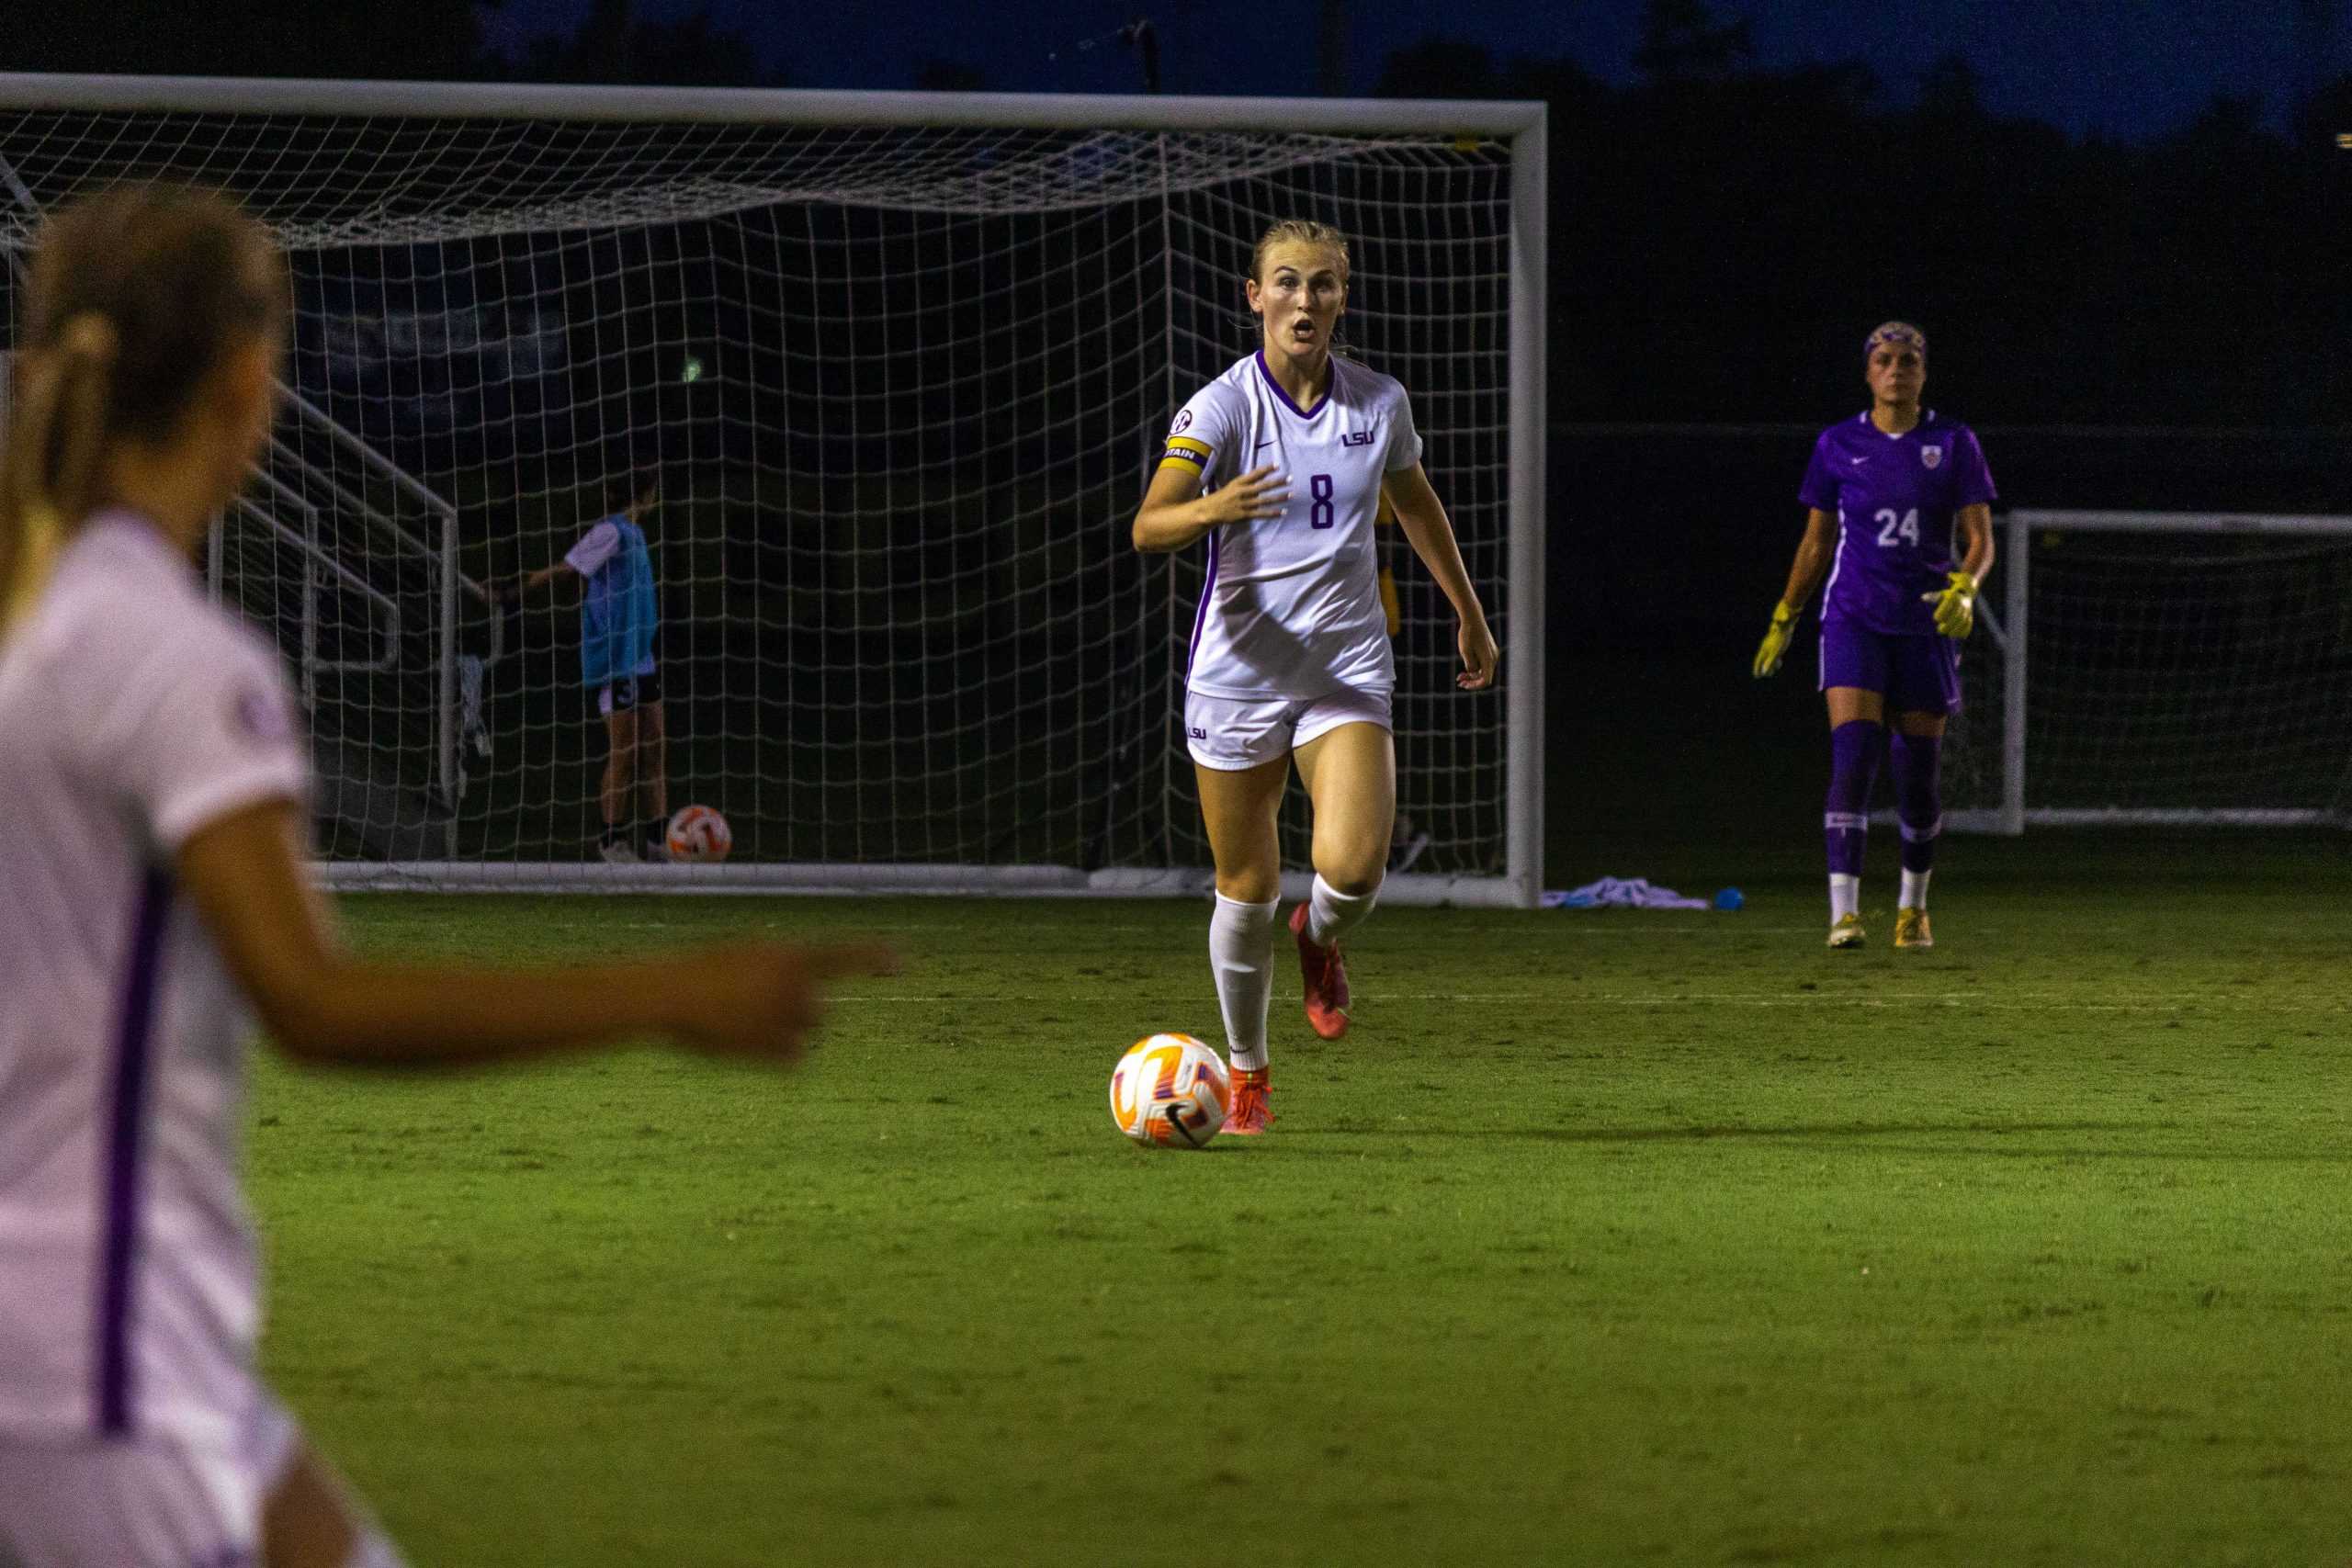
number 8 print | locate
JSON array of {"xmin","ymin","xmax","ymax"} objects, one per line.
[{"xmin": 1309, "ymin": 472, "xmax": 1334, "ymax": 529}]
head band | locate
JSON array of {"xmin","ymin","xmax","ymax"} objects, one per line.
[{"xmin": 1865, "ymin": 321, "xmax": 1926, "ymax": 358}]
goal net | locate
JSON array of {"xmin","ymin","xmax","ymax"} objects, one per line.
[
  {"xmin": 0, "ymin": 80, "xmax": 1545, "ymax": 903},
  {"xmin": 1943, "ymin": 509, "xmax": 2352, "ymax": 830}
]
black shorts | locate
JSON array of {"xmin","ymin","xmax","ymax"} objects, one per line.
[{"xmin": 595, "ymin": 667, "xmax": 662, "ymax": 717}]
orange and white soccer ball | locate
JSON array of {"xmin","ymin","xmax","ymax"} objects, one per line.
[
  {"xmin": 1108, "ymin": 1032, "xmax": 1230, "ymax": 1149},
  {"xmin": 664, "ymin": 805, "xmax": 732, "ymax": 863}
]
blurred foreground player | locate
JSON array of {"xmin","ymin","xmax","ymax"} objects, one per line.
[{"xmin": 0, "ymin": 184, "xmax": 890, "ymax": 1568}]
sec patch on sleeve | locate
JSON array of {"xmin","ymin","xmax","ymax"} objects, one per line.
[{"xmin": 233, "ymin": 685, "xmax": 294, "ymax": 744}]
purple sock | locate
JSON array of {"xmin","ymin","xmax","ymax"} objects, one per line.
[
  {"xmin": 1890, "ymin": 731, "xmax": 1943, "ymax": 874},
  {"xmin": 1824, "ymin": 720, "xmax": 1881, "ymax": 878}
]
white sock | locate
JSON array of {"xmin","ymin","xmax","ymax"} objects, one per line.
[
  {"xmin": 1829, "ymin": 874, "xmax": 1860, "ymax": 923},
  {"xmin": 1900, "ymin": 869, "xmax": 1930, "ymax": 910},
  {"xmin": 1209, "ymin": 892, "xmax": 1279, "ymax": 1073},
  {"xmin": 1306, "ymin": 874, "xmax": 1379, "ymax": 948}
]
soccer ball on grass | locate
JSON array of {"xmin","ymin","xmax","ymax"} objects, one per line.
[{"xmin": 1108, "ymin": 1032, "xmax": 1230, "ymax": 1149}]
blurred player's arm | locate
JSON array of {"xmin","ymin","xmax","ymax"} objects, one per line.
[
  {"xmin": 1131, "ymin": 459, "xmax": 1288, "ymax": 553},
  {"xmin": 177, "ymin": 799, "xmax": 892, "ymax": 1068},
  {"xmin": 1754, "ymin": 508, "xmax": 1836, "ymax": 677},
  {"xmin": 1383, "ymin": 462, "xmax": 1497, "ymax": 691}
]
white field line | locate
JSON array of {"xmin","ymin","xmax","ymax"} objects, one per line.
[
  {"xmin": 838, "ymin": 991, "xmax": 2340, "ymax": 1014},
  {"xmin": 601, "ymin": 921, "xmax": 1835, "ymax": 936}
]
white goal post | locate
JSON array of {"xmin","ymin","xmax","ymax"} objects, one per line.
[
  {"xmin": 0, "ymin": 74, "xmax": 1547, "ymax": 905},
  {"xmin": 1944, "ymin": 508, "xmax": 2352, "ymax": 833}
]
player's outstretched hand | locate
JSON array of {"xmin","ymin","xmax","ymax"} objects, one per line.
[
  {"xmin": 1456, "ymin": 614, "xmax": 1499, "ymax": 690},
  {"xmin": 1751, "ymin": 601, "xmax": 1799, "ymax": 678},
  {"xmin": 1201, "ymin": 465, "xmax": 1289, "ymax": 525},
  {"xmin": 1921, "ymin": 570, "xmax": 1977, "ymax": 638},
  {"xmin": 674, "ymin": 941, "xmax": 899, "ymax": 1065}
]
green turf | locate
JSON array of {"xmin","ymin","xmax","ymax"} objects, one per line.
[{"xmin": 254, "ymin": 843, "xmax": 2352, "ymax": 1565}]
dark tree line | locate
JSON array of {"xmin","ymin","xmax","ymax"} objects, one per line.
[
  {"xmin": 5, "ymin": 1, "xmax": 776, "ymax": 87},
  {"xmin": 9, "ymin": 0, "xmax": 2348, "ymax": 424},
  {"xmin": 1376, "ymin": 17, "xmax": 2352, "ymax": 426},
  {"xmin": 7, "ymin": 0, "xmax": 492, "ymax": 81}
]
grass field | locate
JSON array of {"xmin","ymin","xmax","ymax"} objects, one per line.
[{"xmin": 251, "ymin": 834, "xmax": 2352, "ymax": 1566}]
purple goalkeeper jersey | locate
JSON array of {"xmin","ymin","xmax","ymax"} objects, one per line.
[{"xmin": 1799, "ymin": 410, "xmax": 1997, "ymax": 636}]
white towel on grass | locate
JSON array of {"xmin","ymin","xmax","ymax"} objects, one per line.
[{"xmin": 1542, "ymin": 876, "xmax": 1709, "ymax": 910}]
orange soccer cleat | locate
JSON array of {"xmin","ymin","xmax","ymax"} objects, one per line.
[
  {"xmin": 1225, "ymin": 1066, "xmax": 1273, "ymax": 1134},
  {"xmin": 1288, "ymin": 902, "xmax": 1351, "ymax": 1040}
]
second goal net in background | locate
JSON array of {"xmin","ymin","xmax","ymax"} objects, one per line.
[
  {"xmin": 0, "ymin": 78, "xmax": 1546, "ymax": 904},
  {"xmin": 1943, "ymin": 509, "xmax": 2352, "ymax": 831}
]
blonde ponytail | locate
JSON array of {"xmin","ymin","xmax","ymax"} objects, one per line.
[
  {"xmin": 0, "ymin": 182, "xmax": 282, "ymax": 641},
  {"xmin": 0, "ymin": 318, "xmax": 119, "ymax": 633}
]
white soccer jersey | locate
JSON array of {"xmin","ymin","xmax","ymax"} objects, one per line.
[
  {"xmin": 1161, "ymin": 351, "xmax": 1423, "ymax": 701},
  {"xmin": 0, "ymin": 512, "xmax": 309, "ymax": 1450},
  {"xmin": 563, "ymin": 518, "xmax": 624, "ymax": 578}
]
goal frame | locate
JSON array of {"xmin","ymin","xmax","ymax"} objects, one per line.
[
  {"xmin": 0, "ymin": 73, "xmax": 1547, "ymax": 907},
  {"xmin": 1949, "ymin": 508, "xmax": 2352, "ymax": 835}
]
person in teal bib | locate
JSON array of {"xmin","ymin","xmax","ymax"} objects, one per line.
[{"xmin": 499, "ymin": 477, "xmax": 669, "ymax": 862}]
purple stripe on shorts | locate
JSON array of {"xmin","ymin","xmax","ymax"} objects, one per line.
[
  {"xmin": 96, "ymin": 866, "xmax": 172, "ymax": 1438},
  {"xmin": 1185, "ymin": 527, "xmax": 1219, "ymax": 678}
]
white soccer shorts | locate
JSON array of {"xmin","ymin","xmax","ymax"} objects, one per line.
[
  {"xmin": 1182, "ymin": 686, "xmax": 1393, "ymax": 773},
  {"xmin": 0, "ymin": 1391, "xmax": 406, "ymax": 1568},
  {"xmin": 0, "ymin": 1429, "xmax": 268, "ymax": 1567}
]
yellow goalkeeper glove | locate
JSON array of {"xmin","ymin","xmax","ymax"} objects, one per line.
[
  {"xmin": 1922, "ymin": 570, "xmax": 1977, "ymax": 638},
  {"xmin": 1751, "ymin": 601, "xmax": 1799, "ymax": 679}
]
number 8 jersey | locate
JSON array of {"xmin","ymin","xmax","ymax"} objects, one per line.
[
  {"xmin": 1799, "ymin": 410, "xmax": 1997, "ymax": 637},
  {"xmin": 1159, "ymin": 351, "xmax": 1422, "ymax": 700}
]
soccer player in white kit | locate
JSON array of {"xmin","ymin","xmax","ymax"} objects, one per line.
[
  {"xmin": 1131, "ymin": 220, "xmax": 1498, "ymax": 1134},
  {"xmin": 0, "ymin": 186, "xmax": 891, "ymax": 1568}
]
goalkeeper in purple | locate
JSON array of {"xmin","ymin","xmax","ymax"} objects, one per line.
[{"xmin": 1753, "ymin": 321, "xmax": 1996, "ymax": 951}]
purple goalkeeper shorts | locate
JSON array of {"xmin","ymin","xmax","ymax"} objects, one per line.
[{"xmin": 1817, "ymin": 621, "xmax": 1962, "ymax": 716}]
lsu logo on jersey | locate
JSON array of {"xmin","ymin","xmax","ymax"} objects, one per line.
[
  {"xmin": 1341, "ymin": 429, "xmax": 1377, "ymax": 447},
  {"xmin": 1920, "ymin": 445, "xmax": 1944, "ymax": 469}
]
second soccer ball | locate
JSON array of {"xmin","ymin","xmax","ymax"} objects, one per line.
[{"xmin": 664, "ymin": 805, "xmax": 732, "ymax": 863}]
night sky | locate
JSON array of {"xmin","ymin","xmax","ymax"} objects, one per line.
[{"xmin": 481, "ymin": 0, "xmax": 2335, "ymax": 141}]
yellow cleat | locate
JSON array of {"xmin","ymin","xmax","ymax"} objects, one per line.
[
  {"xmin": 1826, "ymin": 913, "xmax": 1866, "ymax": 950},
  {"xmin": 1894, "ymin": 907, "xmax": 1933, "ymax": 950}
]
